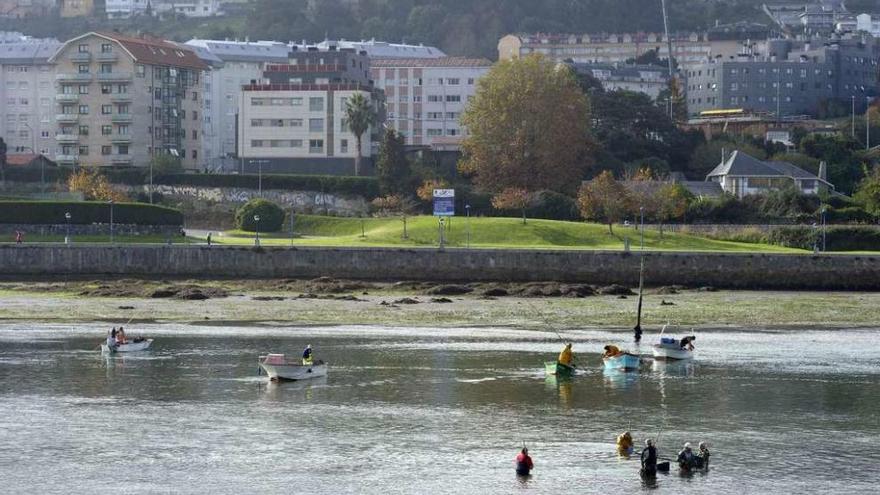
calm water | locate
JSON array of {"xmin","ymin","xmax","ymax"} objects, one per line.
[{"xmin": 1, "ymin": 323, "xmax": 879, "ymax": 494}]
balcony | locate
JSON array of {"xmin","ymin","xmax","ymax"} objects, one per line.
[
  {"xmin": 97, "ymin": 72, "xmax": 132, "ymax": 82},
  {"xmin": 110, "ymin": 94, "xmax": 131, "ymax": 103},
  {"xmin": 55, "ymin": 134, "xmax": 79, "ymax": 143},
  {"xmin": 56, "ymin": 114, "xmax": 79, "ymax": 123},
  {"xmin": 55, "ymin": 94, "xmax": 79, "ymax": 102},
  {"xmin": 111, "ymin": 114, "xmax": 133, "ymax": 123},
  {"xmin": 55, "ymin": 154, "xmax": 77, "ymax": 163},
  {"xmin": 110, "ymin": 155, "xmax": 132, "ymax": 164},
  {"xmin": 56, "ymin": 73, "xmax": 92, "ymax": 82},
  {"xmin": 110, "ymin": 135, "xmax": 132, "ymax": 143},
  {"xmin": 95, "ymin": 52, "xmax": 118, "ymax": 62},
  {"xmin": 69, "ymin": 52, "xmax": 91, "ymax": 62}
]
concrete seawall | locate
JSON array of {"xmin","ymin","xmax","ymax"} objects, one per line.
[{"xmin": 1, "ymin": 245, "xmax": 879, "ymax": 290}]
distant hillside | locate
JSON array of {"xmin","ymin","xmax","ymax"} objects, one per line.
[{"xmin": 2, "ymin": 0, "xmax": 782, "ymax": 58}]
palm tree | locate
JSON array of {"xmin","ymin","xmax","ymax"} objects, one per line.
[{"xmin": 343, "ymin": 93, "xmax": 375, "ymax": 176}]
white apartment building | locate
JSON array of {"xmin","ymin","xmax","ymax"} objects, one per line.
[
  {"xmin": 185, "ymin": 39, "xmax": 289, "ymax": 170},
  {"xmin": 155, "ymin": 0, "xmax": 221, "ymax": 18},
  {"xmin": 856, "ymin": 13, "xmax": 880, "ymax": 36},
  {"xmin": 0, "ymin": 39, "xmax": 62, "ymax": 156},
  {"xmin": 370, "ymin": 57, "xmax": 491, "ymax": 148}
]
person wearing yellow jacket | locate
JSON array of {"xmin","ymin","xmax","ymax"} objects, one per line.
[
  {"xmin": 616, "ymin": 431, "xmax": 634, "ymax": 455},
  {"xmin": 558, "ymin": 343, "xmax": 574, "ymax": 367}
]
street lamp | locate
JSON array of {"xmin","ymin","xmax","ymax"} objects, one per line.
[
  {"xmin": 64, "ymin": 211, "xmax": 71, "ymax": 245},
  {"xmin": 639, "ymin": 206, "xmax": 645, "ymax": 250},
  {"xmin": 289, "ymin": 209, "xmax": 295, "ymax": 246},
  {"xmin": 108, "ymin": 200, "xmax": 115, "ymax": 244},
  {"xmin": 253, "ymin": 214, "xmax": 261, "ymax": 247},
  {"xmin": 465, "ymin": 204, "xmax": 471, "ymax": 248},
  {"xmin": 821, "ymin": 206, "xmax": 827, "ymax": 252}
]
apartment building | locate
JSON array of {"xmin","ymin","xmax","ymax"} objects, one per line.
[
  {"xmin": 686, "ymin": 36, "xmax": 880, "ymax": 117},
  {"xmin": 59, "ymin": 0, "xmax": 95, "ymax": 17},
  {"xmin": 498, "ymin": 26, "xmax": 768, "ymax": 71},
  {"xmin": 370, "ymin": 57, "xmax": 490, "ymax": 148},
  {"xmin": 0, "ymin": 0, "xmax": 54, "ymax": 18},
  {"xmin": 856, "ymin": 13, "xmax": 880, "ymax": 36},
  {"xmin": 0, "ymin": 39, "xmax": 62, "ymax": 157},
  {"xmin": 185, "ymin": 39, "xmax": 288, "ymax": 170},
  {"xmin": 49, "ymin": 32, "xmax": 208, "ymax": 169},
  {"xmin": 155, "ymin": 0, "xmax": 221, "ymax": 18},
  {"xmin": 238, "ymin": 45, "xmax": 381, "ymax": 175},
  {"xmin": 105, "ymin": 0, "xmax": 150, "ymax": 18},
  {"xmin": 566, "ymin": 62, "xmax": 669, "ymax": 99}
]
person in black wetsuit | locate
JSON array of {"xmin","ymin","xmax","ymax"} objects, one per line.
[{"xmin": 641, "ymin": 439, "xmax": 657, "ymax": 477}]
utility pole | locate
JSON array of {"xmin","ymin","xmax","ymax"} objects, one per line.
[
  {"xmin": 660, "ymin": 0, "xmax": 675, "ymax": 118},
  {"xmin": 852, "ymin": 95, "xmax": 856, "ymax": 139},
  {"xmin": 867, "ymin": 96, "xmax": 871, "ymax": 151}
]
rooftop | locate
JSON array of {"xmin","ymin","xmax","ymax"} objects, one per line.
[
  {"xmin": 371, "ymin": 57, "xmax": 492, "ymax": 68},
  {"xmin": 316, "ymin": 39, "xmax": 445, "ymax": 58},
  {"xmin": 0, "ymin": 39, "xmax": 62, "ymax": 63},
  {"xmin": 53, "ymin": 32, "xmax": 209, "ymax": 70},
  {"xmin": 185, "ymin": 39, "xmax": 289, "ymax": 63},
  {"xmin": 706, "ymin": 150, "xmax": 824, "ymax": 181}
]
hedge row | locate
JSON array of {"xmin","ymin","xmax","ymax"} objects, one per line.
[
  {"xmin": 768, "ymin": 226, "xmax": 880, "ymax": 251},
  {"xmin": 151, "ymin": 173, "xmax": 380, "ymax": 198},
  {"xmin": 0, "ymin": 201, "xmax": 183, "ymax": 226}
]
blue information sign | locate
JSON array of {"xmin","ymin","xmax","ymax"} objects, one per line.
[{"xmin": 432, "ymin": 189, "xmax": 455, "ymax": 216}]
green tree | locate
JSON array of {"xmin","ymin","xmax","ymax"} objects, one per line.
[
  {"xmin": 376, "ymin": 128, "xmax": 411, "ymax": 196},
  {"xmin": 150, "ymin": 153, "xmax": 183, "ymax": 175},
  {"xmin": 460, "ymin": 54, "xmax": 592, "ymax": 194},
  {"xmin": 854, "ymin": 167, "xmax": 880, "ymax": 217},
  {"xmin": 577, "ymin": 170, "xmax": 632, "ymax": 234},
  {"xmin": 343, "ymin": 93, "xmax": 376, "ymax": 177},
  {"xmin": 655, "ymin": 183, "xmax": 691, "ymax": 236},
  {"xmin": 235, "ymin": 198, "xmax": 284, "ymax": 232},
  {"xmin": 491, "ymin": 187, "xmax": 533, "ymax": 224}
]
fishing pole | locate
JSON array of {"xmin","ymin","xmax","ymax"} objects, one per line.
[{"xmin": 526, "ymin": 300, "xmax": 580, "ymax": 367}]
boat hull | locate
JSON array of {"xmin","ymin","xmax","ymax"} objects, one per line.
[
  {"xmin": 652, "ymin": 344, "xmax": 694, "ymax": 361},
  {"xmin": 544, "ymin": 361, "xmax": 575, "ymax": 377},
  {"xmin": 260, "ymin": 361, "xmax": 328, "ymax": 381},
  {"xmin": 101, "ymin": 339, "xmax": 153, "ymax": 353},
  {"xmin": 603, "ymin": 353, "xmax": 641, "ymax": 371}
]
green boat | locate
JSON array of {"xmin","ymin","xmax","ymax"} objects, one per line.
[{"xmin": 544, "ymin": 361, "xmax": 576, "ymax": 377}]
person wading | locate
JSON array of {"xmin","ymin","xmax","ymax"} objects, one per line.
[
  {"xmin": 641, "ymin": 439, "xmax": 658, "ymax": 477},
  {"xmin": 515, "ymin": 447, "xmax": 533, "ymax": 476}
]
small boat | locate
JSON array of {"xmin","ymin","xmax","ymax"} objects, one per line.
[
  {"xmin": 652, "ymin": 324, "xmax": 695, "ymax": 361},
  {"xmin": 544, "ymin": 361, "xmax": 575, "ymax": 377},
  {"xmin": 259, "ymin": 354, "xmax": 328, "ymax": 381},
  {"xmin": 101, "ymin": 338, "xmax": 153, "ymax": 353},
  {"xmin": 602, "ymin": 352, "xmax": 642, "ymax": 371}
]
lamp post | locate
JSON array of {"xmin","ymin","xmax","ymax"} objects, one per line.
[
  {"xmin": 65, "ymin": 211, "xmax": 71, "ymax": 245},
  {"xmin": 108, "ymin": 200, "xmax": 114, "ymax": 244},
  {"xmin": 22, "ymin": 123, "xmax": 41, "ymax": 193},
  {"xmin": 867, "ymin": 96, "xmax": 871, "ymax": 151},
  {"xmin": 821, "ymin": 206, "xmax": 827, "ymax": 252},
  {"xmin": 852, "ymin": 95, "xmax": 856, "ymax": 139},
  {"xmin": 254, "ymin": 214, "xmax": 260, "ymax": 247},
  {"xmin": 289, "ymin": 209, "xmax": 295, "ymax": 246},
  {"xmin": 465, "ymin": 204, "xmax": 471, "ymax": 248},
  {"xmin": 639, "ymin": 206, "xmax": 645, "ymax": 250}
]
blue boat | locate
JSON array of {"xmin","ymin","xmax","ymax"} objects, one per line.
[{"xmin": 602, "ymin": 352, "xmax": 642, "ymax": 371}]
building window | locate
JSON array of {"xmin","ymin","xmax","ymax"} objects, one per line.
[
  {"xmin": 192, "ymin": 150, "xmax": 198, "ymax": 159},
  {"xmin": 101, "ymin": 145, "xmax": 112, "ymax": 155},
  {"xmin": 78, "ymin": 64, "xmax": 89, "ymax": 74},
  {"xmin": 447, "ymin": 78, "xmax": 460, "ymax": 85},
  {"xmin": 117, "ymin": 104, "xmax": 129, "ymax": 114},
  {"xmin": 445, "ymin": 95, "xmax": 460, "ymax": 102},
  {"xmin": 309, "ymin": 139, "xmax": 324, "ymax": 153},
  {"xmin": 101, "ymin": 84, "xmax": 112, "ymax": 94},
  {"xmin": 309, "ymin": 97, "xmax": 324, "ymax": 111},
  {"xmin": 79, "ymin": 145, "xmax": 89, "ymax": 156},
  {"xmin": 117, "ymin": 144, "xmax": 129, "ymax": 155},
  {"xmin": 102, "ymin": 105, "xmax": 112, "ymax": 115},
  {"xmin": 341, "ymin": 139, "xmax": 348, "ymax": 153},
  {"xmin": 100, "ymin": 63, "xmax": 112, "ymax": 74},
  {"xmin": 101, "ymin": 43, "xmax": 112, "ymax": 53},
  {"xmin": 192, "ymin": 130, "xmax": 198, "ymax": 140},
  {"xmin": 116, "ymin": 84, "xmax": 127, "ymax": 94},
  {"xmin": 78, "ymin": 105, "xmax": 89, "ymax": 115},
  {"xmin": 309, "ymin": 118, "xmax": 324, "ymax": 132},
  {"xmin": 78, "ymin": 44, "xmax": 89, "ymax": 53},
  {"xmin": 117, "ymin": 125, "xmax": 129, "ymax": 135},
  {"xmin": 78, "ymin": 125, "xmax": 89, "ymax": 136}
]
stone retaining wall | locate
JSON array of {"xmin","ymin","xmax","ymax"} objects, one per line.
[{"xmin": 0, "ymin": 245, "xmax": 878, "ymax": 290}]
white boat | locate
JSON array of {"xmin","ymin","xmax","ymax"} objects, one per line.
[
  {"xmin": 101, "ymin": 339, "xmax": 153, "ymax": 353},
  {"xmin": 652, "ymin": 325, "xmax": 694, "ymax": 361},
  {"xmin": 259, "ymin": 354, "xmax": 328, "ymax": 381}
]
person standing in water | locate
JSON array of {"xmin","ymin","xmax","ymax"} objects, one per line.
[
  {"xmin": 558, "ymin": 343, "xmax": 574, "ymax": 367},
  {"xmin": 302, "ymin": 344, "xmax": 313, "ymax": 365},
  {"xmin": 515, "ymin": 447, "xmax": 533, "ymax": 476},
  {"xmin": 641, "ymin": 439, "xmax": 657, "ymax": 477},
  {"xmin": 617, "ymin": 431, "xmax": 634, "ymax": 455},
  {"xmin": 696, "ymin": 441, "xmax": 710, "ymax": 469}
]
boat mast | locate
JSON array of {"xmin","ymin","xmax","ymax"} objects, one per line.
[{"xmin": 634, "ymin": 255, "xmax": 645, "ymax": 342}]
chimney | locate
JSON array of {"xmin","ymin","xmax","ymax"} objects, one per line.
[
  {"xmin": 818, "ymin": 161, "xmax": 827, "ymax": 181},
  {"xmin": 721, "ymin": 147, "xmax": 727, "ymax": 163}
]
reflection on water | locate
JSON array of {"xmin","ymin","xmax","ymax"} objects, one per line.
[{"xmin": 0, "ymin": 323, "xmax": 879, "ymax": 494}]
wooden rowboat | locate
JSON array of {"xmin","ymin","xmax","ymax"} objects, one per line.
[
  {"xmin": 602, "ymin": 352, "xmax": 642, "ymax": 371},
  {"xmin": 544, "ymin": 361, "xmax": 576, "ymax": 377}
]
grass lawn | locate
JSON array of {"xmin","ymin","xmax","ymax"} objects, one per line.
[{"xmin": 211, "ymin": 215, "xmax": 803, "ymax": 253}]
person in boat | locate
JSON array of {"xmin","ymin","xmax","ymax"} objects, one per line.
[
  {"xmin": 115, "ymin": 326, "xmax": 127, "ymax": 345},
  {"xmin": 640, "ymin": 439, "xmax": 657, "ymax": 476},
  {"xmin": 677, "ymin": 442, "xmax": 697, "ymax": 471},
  {"xmin": 603, "ymin": 345, "xmax": 622, "ymax": 358},
  {"xmin": 515, "ymin": 447, "xmax": 533, "ymax": 476},
  {"xmin": 302, "ymin": 344, "xmax": 313, "ymax": 365},
  {"xmin": 679, "ymin": 336, "xmax": 695, "ymax": 350},
  {"xmin": 617, "ymin": 431, "xmax": 634, "ymax": 455},
  {"xmin": 557, "ymin": 343, "xmax": 574, "ymax": 367},
  {"xmin": 695, "ymin": 441, "xmax": 710, "ymax": 469}
]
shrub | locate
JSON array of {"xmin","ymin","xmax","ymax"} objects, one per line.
[
  {"xmin": 0, "ymin": 200, "xmax": 183, "ymax": 225},
  {"xmin": 767, "ymin": 226, "xmax": 818, "ymax": 250},
  {"xmin": 824, "ymin": 226, "xmax": 880, "ymax": 251},
  {"xmin": 525, "ymin": 190, "xmax": 580, "ymax": 221},
  {"xmin": 235, "ymin": 198, "xmax": 285, "ymax": 232},
  {"xmin": 824, "ymin": 206, "xmax": 874, "ymax": 224}
]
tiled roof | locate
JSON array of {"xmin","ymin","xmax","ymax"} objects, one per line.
[
  {"xmin": 92, "ymin": 32, "xmax": 209, "ymax": 70},
  {"xmin": 371, "ymin": 57, "xmax": 492, "ymax": 68},
  {"xmin": 0, "ymin": 40, "xmax": 61, "ymax": 63},
  {"xmin": 5, "ymin": 154, "xmax": 56, "ymax": 167},
  {"xmin": 706, "ymin": 150, "xmax": 820, "ymax": 181}
]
